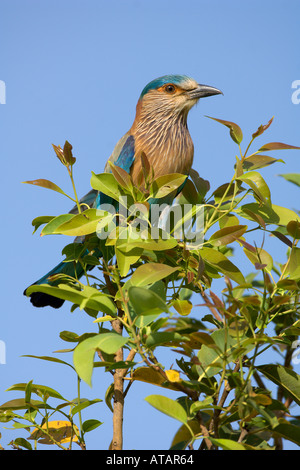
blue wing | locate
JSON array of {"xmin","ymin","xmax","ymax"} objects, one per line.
[
  {"xmin": 24, "ymin": 133, "xmax": 136, "ymax": 307},
  {"xmin": 67, "ymin": 133, "xmax": 136, "ymax": 212},
  {"xmin": 95, "ymin": 133, "xmax": 135, "ymax": 209}
]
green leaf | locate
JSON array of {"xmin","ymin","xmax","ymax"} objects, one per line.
[
  {"xmin": 149, "ymin": 174, "xmax": 187, "ymax": 199},
  {"xmin": 71, "ymin": 399, "xmax": 102, "ymax": 416},
  {"xmin": 189, "ymin": 169, "xmax": 210, "ymax": 201},
  {"xmin": 145, "ymin": 395, "xmax": 188, "ymax": 425},
  {"xmin": 209, "ymin": 438, "xmax": 246, "ymax": 450},
  {"xmin": 287, "ymin": 220, "xmax": 300, "ymax": 239},
  {"xmin": 172, "ymin": 299, "xmax": 193, "ymax": 316},
  {"xmin": 82, "ymin": 419, "xmax": 102, "ymax": 433},
  {"xmin": 128, "ymin": 286, "xmax": 169, "ymax": 316},
  {"xmin": 52, "ymin": 209, "xmax": 102, "ymax": 236},
  {"xmin": 115, "ymin": 245, "xmax": 143, "ymax": 277},
  {"xmin": 25, "ymin": 380, "xmax": 33, "ymax": 404},
  {"xmin": 0, "ymin": 398, "xmax": 41, "ymax": 411},
  {"xmin": 90, "ymin": 171, "xmax": 128, "ymax": 202},
  {"xmin": 197, "ymin": 328, "xmax": 255, "ymax": 381},
  {"xmin": 257, "ymin": 364, "xmax": 300, "ymax": 406},
  {"xmin": 276, "ymin": 279, "xmax": 300, "ymax": 291},
  {"xmin": 279, "ymin": 173, "xmax": 300, "ymax": 188},
  {"xmin": 209, "ymin": 225, "xmax": 247, "ymax": 247},
  {"xmin": 243, "ymin": 247, "xmax": 273, "ymax": 271},
  {"xmin": 218, "ymin": 214, "xmax": 240, "ymax": 230},
  {"xmin": 81, "ymin": 254, "xmax": 101, "ymax": 266},
  {"xmin": 6, "ymin": 383, "xmax": 66, "ymax": 400},
  {"xmin": 246, "ymin": 398, "xmax": 278, "ymax": 428},
  {"xmin": 73, "ymin": 333, "xmax": 128, "ymax": 386},
  {"xmin": 131, "ymin": 281, "xmax": 167, "ymax": 327},
  {"xmin": 287, "ymin": 247, "xmax": 300, "ymax": 280},
  {"xmin": 200, "ymin": 247, "xmax": 245, "ymax": 284},
  {"xmin": 145, "ymin": 332, "xmax": 186, "ymax": 349},
  {"xmin": 105, "ymin": 383, "xmax": 114, "ymax": 413},
  {"xmin": 273, "ymin": 423, "xmax": 300, "ymax": 447},
  {"xmin": 116, "ymin": 226, "xmax": 178, "ymax": 251},
  {"xmin": 41, "ymin": 214, "xmax": 74, "ymax": 236},
  {"xmin": 62, "ymin": 243, "xmax": 86, "ymax": 261},
  {"xmin": 59, "ymin": 330, "xmax": 80, "ymax": 342},
  {"xmin": 236, "ymin": 171, "xmax": 271, "ymax": 205},
  {"xmin": 26, "ymin": 284, "xmax": 116, "ymax": 315},
  {"xmin": 13, "ymin": 438, "xmax": 33, "ymax": 450},
  {"xmin": 31, "ymin": 215, "xmax": 55, "ymax": 233},
  {"xmin": 22, "ymin": 355, "xmax": 75, "ymax": 371},
  {"xmin": 116, "ymin": 229, "xmax": 177, "ymax": 259},
  {"xmin": 206, "ymin": 116, "xmax": 243, "ymax": 144},
  {"xmin": 212, "ymin": 182, "xmax": 244, "ymax": 203},
  {"xmin": 243, "ymin": 154, "xmax": 284, "ymax": 171},
  {"xmin": 171, "ymin": 419, "xmax": 201, "ymax": 449},
  {"xmin": 130, "ymin": 263, "xmax": 179, "ymax": 287},
  {"xmin": 272, "ymin": 205, "xmax": 300, "ymax": 225},
  {"xmin": 180, "ymin": 178, "xmax": 199, "ymax": 204},
  {"xmin": 238, "ymin": 203, "xmax": 300, "ymax": 226}
]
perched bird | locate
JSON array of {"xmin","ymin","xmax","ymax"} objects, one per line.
[{"xmin": 24, "ymin": 75, "xmax": 222, "ymax": 308}]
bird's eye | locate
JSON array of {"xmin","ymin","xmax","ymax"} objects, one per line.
[{"xmin": 164, "ymin": 84, "xmax": 176, "ymax": 94}]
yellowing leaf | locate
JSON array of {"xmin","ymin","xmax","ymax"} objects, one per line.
[
  {"xmin": 132, "ymin": 367, "xmax": 179, "ymax": 391},
  {"xmin": 29, "ymin": 420, "xmax": 79, "ymax": 445},
  {"xmin": 93, "ymin": 315, "xmax": 115, "ymax": 323},
  {"xmin": 165, "ymin": 370, "xmax": 181, "ymax": 383}
]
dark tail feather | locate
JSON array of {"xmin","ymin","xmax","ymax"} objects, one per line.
[
  {"xmin": 26, "ymin": 290, "xmax": 65, "ymax": 308},
  {"xmin": 24, "ymin": 260, "xmax": 85, "ymax": 308}
]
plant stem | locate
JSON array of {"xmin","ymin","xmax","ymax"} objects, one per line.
[
  {"xmin": 77, "ymin": 375, "xmax": 84, "ymax": 441},
  {"xmin": 69, "ymin": 167, "xmax": 81, "ymax": 214},
  {"xmin": 111, "ymin": 316, "xmax": 124, "ymax": 450}
]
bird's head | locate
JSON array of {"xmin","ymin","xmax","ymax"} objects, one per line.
[{"xmin": 137, "ymin": 75, "xmax": 222, "ymax": 118}]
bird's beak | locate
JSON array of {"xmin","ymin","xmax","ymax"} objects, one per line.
[{"xmin": 188, "ymin": 84, "xmax": 223, "ymax": 99}]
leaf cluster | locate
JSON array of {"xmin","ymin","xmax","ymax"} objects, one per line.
[{"xmin": 3, "ymin": 117, "xmax": 300, "ymax": 450}]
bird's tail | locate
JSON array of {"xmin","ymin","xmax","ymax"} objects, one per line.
[{"xmin": 23, "ymin": 259, "xmax": 86, "ymax": 309}]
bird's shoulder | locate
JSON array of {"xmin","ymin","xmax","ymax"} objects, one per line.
[{"xmin": 105, "ymin": 132, "xmax": 135, "ymax": 174}]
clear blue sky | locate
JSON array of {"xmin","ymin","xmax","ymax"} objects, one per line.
[{"xmin": 0, "ymin": 0, "xmax": 299, "ymax": 450}]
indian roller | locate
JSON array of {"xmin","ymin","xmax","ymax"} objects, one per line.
[{"xmin": 24, "ymin": 75, "xmax": 222, "ymax": 308}]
